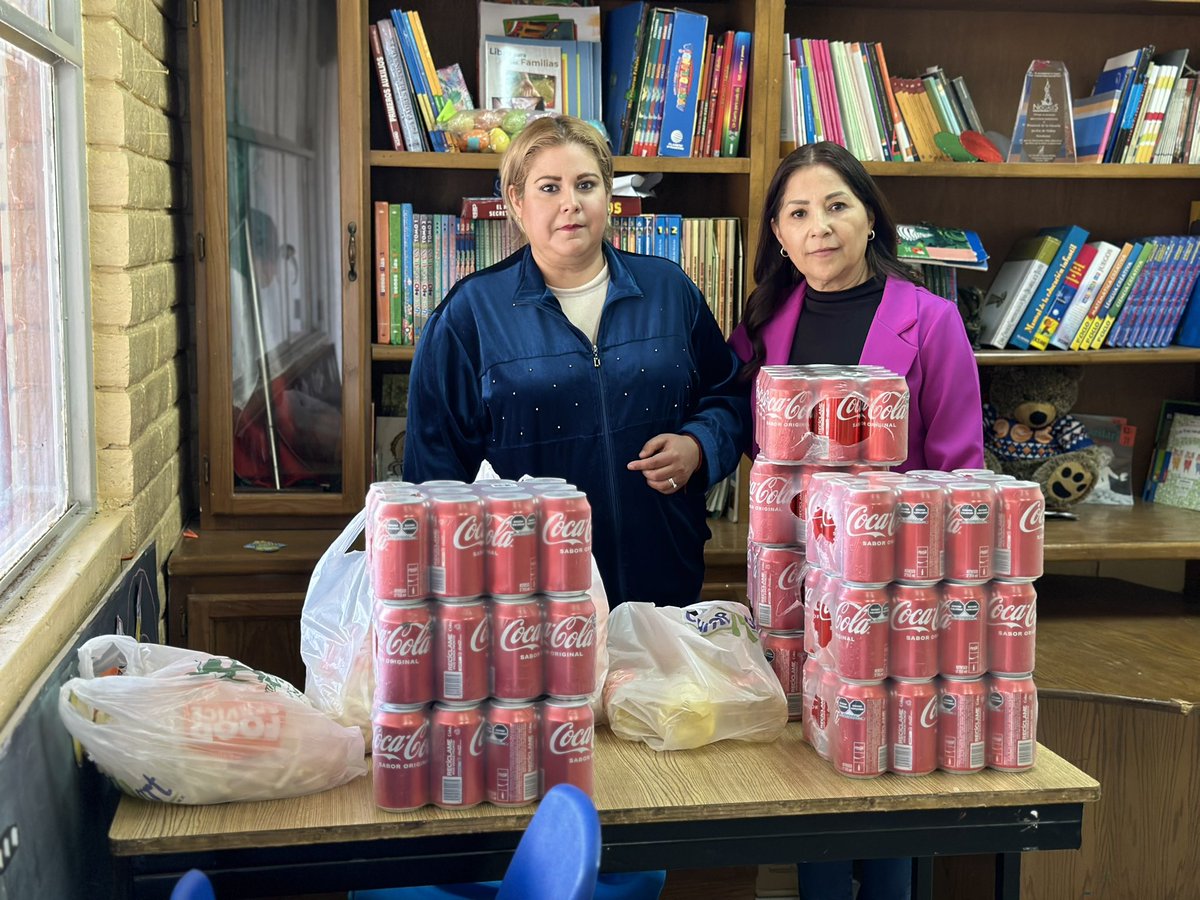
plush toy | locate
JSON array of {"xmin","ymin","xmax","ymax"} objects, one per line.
[{"xmin": 982, "ymin": 366, "xmax": 1105, "ymax": 509}]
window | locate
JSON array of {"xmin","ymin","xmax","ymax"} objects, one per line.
[{"xmin": 0, "ymin": 0, "xmax": 93, "ymax": 602}]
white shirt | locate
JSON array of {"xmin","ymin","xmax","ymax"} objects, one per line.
[{"xmin": 547, "ymin": 264, "xmax": 610, "ymax": 344}]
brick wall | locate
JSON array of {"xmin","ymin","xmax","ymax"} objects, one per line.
[{"xmin": 83, "ymin": 0, "xmax": 187, "ymax": 564}]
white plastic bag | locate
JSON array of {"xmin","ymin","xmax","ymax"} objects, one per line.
[
  {"xmin": 300, "ymin": 509, "xmax": 374, "ymax": 737},
  {"xmin": 603, "ymin": 601, "xmax": 788, "ymax": 750},
  {"xmin": 58, "ymin": 635, "xmax": 366, "ymax": 805}
]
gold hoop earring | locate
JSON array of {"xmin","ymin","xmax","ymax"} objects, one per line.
[
  {"xmin": 867, "ymin": 229, "xmax": 876, "ymax": 241},
  {"xmin": 779, "ymin": 247, "xmax": 789, "ymax": 258}
]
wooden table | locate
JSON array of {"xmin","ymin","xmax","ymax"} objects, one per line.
[{"xmin": 109, "ymin": 724, "xmax": 1097, "ymax": 900}]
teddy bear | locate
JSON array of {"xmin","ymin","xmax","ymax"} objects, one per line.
[{"xmin": 982, "ymin": 365, "xmax": 1105, "ymax": 509}]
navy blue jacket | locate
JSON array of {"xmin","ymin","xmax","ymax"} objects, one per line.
[{"xmin": 404, "ymin": 242, "xmax": 750, "ymax": 607}]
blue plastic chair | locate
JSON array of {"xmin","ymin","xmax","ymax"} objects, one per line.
[{"xmin": 170, "ymin": 869, "xmax": 215, "ymax": 900}]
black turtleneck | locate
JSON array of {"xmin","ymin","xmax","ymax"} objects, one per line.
[{"xmin": 788, "ymin": 275, "xmax": 886, "ymax": 366}]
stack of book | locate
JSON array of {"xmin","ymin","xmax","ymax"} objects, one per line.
[
  {"xmin": 980, "ymin": 227, "xmax": 1200, "ymax": 350},
  {"xmin": 895, "ymin": 224, "xmax": 989, "ymax": 305},
  {"xmin": 370, "ymin": 9, "xmax": 458, "ymax": 152}
]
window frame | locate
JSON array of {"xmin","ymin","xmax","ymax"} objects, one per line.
[{"xmin": 0, "ymin": 0, "xmax": 95, "ymax": 607}]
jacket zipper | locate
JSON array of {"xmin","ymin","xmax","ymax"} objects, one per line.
[{"xmin": 589, "ymin": 338, "xmax": 627, "ymax": 602}]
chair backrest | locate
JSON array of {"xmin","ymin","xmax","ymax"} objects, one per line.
[
  {"xmin": 495, "ymin": 784, "xmax": 601, "ymax": 900},
  {"xmin": 171, "ymin": 868, "xmax": 216, "ymax": 900}
]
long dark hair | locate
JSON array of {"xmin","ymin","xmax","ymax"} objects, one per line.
[{"xmin": 739, "ymin": 142, "xmax": 918, "ymax": 381}]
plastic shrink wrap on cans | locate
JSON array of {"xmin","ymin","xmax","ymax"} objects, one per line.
[{"xmin": 58, "ymin": 635, "xmax": 366, "ymax": 804}]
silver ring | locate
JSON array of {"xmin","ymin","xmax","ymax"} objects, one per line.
[{"xmin": 668, "ymin": 477, "xmax": 678, "ymax": 490}]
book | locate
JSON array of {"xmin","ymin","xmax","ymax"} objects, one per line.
[
  {"xmin": 1029, "ymin": 242, "xmax": 1097, "ymax": 350},
  {"xmin": 483, "ymin": 35, "xmax": 563, "ymax": 112},
  {"xmin": 602, "ymin": 1, "xmax": 649, "ymax": 154},
  {"xmin": 895, "ymin": 224, "xmax": 988, "ymax": 270},
  {"xmin": 1074, "ymin": 241, "xmax": 1141, "ymax": 349},
  {"xmin": 377, "ymin": 18, "xmax": 427, "ymax": 151},
  {"xmin": 1075, "ymin": 414, "xmax": 1137, "ymax": 506},
  {"xmin": 373, "ymin": 201, "xmax": 390, "ymax": 344},
  {"xmin": 369, "ymin": 24, "xmax": 405, "ymax": 151},
  {"xmin": 1111, "ymin": 46, "xmax": 1156, "ymax": 163},
  {"xmin": 436, "ymin": 63, "xmax": 475, "ymax": 112},
  {"xmin": 657, "ymin": 8, "xmax": 708, "ymax": 157},
  {"xmin": 978, "ymin": 234, "xmax": 1061, "ymax": 349},
  {"xmin": 477, "ymin": 1, "xmax": 600, "ymax": 104},
  {"xmin": 1052, "ymin": 240, "xmax": 1120, "ymax": 349},
  {"xmin": 1093, "ymin": 240, "xmax": 1154, "ymax": 347},
  {"xmin": 721, "ymin": 31, "xmax": 753, "ymax": 157},
  {"xmin": 1143, "ymin": 404, "xmax": 1200, "ymax": 509},
  {"xmin": 1094, "ymin": 47, "xmax": 1146, "ymax": 161},
  {"xmin": 1008, "ymin": 224, "xmax": 1089, "ymax": 350},
  {"xmin": 1106, "ymin": 237, "xmax": 1171, "ymax": 346},
  {"xmin": 1072, "ymin": 89, "xmax": 1123, "ymax": 163}
]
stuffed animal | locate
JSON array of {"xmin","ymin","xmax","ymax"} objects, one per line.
[{"xmin": 982, "ymin": 366, "xmax": 1105, "ymax": 509}]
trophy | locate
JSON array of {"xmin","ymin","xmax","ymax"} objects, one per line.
[{"xmin": 1008, "ymin": 60, "xmax": 1076, "ymax": 163}]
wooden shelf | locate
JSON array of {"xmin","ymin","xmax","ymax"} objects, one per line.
[
  {"xmin": 974, "ymin": 347, "xmax": 1200, "ymax": 366},
  {"xmin": 862, "ymin": 162, "xmax": 1200, "ymax": 179},
  {"xmin": 790, "ymin": 0, "xmax": 1200, "ymax": 16},
  {"xmin": 370, "ymin": 151, "xmax": 751, "ymax": 175},
  {"xmin": 372, "ymin": 344, "xmax": 416, "ymax": 362}
]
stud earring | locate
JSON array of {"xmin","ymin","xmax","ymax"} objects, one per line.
[
  {"xmin": 779, "ymin": 247, "xmax": 789, "ymax": 258},
  {"xmin": 867, "ymin": 229, "xmax": 876, "ymax": 241}
]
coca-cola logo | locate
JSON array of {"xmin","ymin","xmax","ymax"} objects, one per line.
[
  {"xmin": 750, "ymin": 476, "xmax": 791, "ymax": 507},
  {"xmin": 988, "ymin": 691, "xmax": 1005, "ymax": 711},
  {"xmin": 469, "ymin": 720, "xmax": 486, "ymax": 757},
  {"xmin": 453, "ymin": 515, "xmax": 484, "ymax": 550},
  {"xmin": 845, "ymin": 505, "xmax": 896, "ymax": 539},
  {"xmin": 836, "ymin": 394, "xmax": 867, "ymax": 423},
  {"xmin": 487, "ymin": 513, "xmax": 536, "ymax": 548},
  {"xmin": 1018, "ymin": 501, "xmax": 1044, "ymax": 534},
  {"xmin": 469, "ymin": 615, "xmax": 490, "ymax": 653},
  {"xmin": 868, "ymin": 390, "xmax": 909, "ymax": 422},
  {"xmin": 945, "ymin": 599, "xmax": 981, "ymax": 620},
  {"xmin": 810, "ymin": 507, "xmax": 836, "ymax": 542},
  {"xmin": 835, "ymin": 600, "xmax": 888, "ymax": 635},
  {"xmin": 835, "ymin": 696, "xmax": 866, "ymax": 719},
  {"xmin": 549, "ymin": 720, "xmax": 594, "ymax": 756},
  {"xmin": 891, "ymin": 599, "xmax": 938, "ymax": 633},
  {"xmin": 380, "ymin": 621, "xmax": 432, "ymax": 658},
  {"xmin": 919, "ymin": 694, "xmax": 939, "ymax": 729},
  {"xmin": 760, "ymin": 391, "xmax": 811, "ymax": 422},
  {"xmin": 988, "ymin": 596, "xmax": 1037, "ymax": 630},
  {"xmin": 776, "ymin": 561, "xmax": 803, "ymax": 592},
  {"xmin": 374, "ymin": 721, "xmax": 429, "ymax": 761},
  {"xmin": 548, "ymin": 614, "xmax": 596, "ymax": 650},
  {"xmin": 542, "ymin": 511, "xmax": 592, "ymax": 547},
  {"xmin": 499, "ymin": 616, "xmax": 543, "ymax": 651}
]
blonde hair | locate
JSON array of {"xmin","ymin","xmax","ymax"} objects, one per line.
[{"xmin": 500, "ymin": 115, "xmax": 613, "ymax": 230}]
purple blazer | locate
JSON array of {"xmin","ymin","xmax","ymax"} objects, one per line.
[{"xmin": 729, "ymin": 276, "xmax": 984, "ymax": 471}]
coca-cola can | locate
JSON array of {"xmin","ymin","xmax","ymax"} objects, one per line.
[
  {"xmin": 430, "ymin": 495, "xmax": 485, "ymax": 599},
  {"xmin": 372, "ymin": 703, "xmax": 430, "ymax": 811},
  {"xmin": 838, "ymin": 486, "xmax": 896, "ymax": 586},
  {"xmin": 944, "ymin": 481, "xmax": 995, "ymax": 583},
  {"xmin": 419, "ymin": 479, "xmax": 470, "ymax": 492},
  {"xmin": 544, "ymin": 595, "xmax": 597, "ymax": 697},
  {"xmin": 802, "ymin": 657, "xmax": 835, "ymax": 757},
  {"xmin": 832, "ymin": 583, "xmax": 890, "ymax": 681},
  {"xmin": 810, "ymin": 381, "xmax": 867, "ymax": 463},
  {"xmin": 522, "ymin": 476, "xmax": 569, "ymax": 492},
  {"xmin": 805, "ymin": 473, "xmax": 850, "ymax": 572},
  {"xmin": 762, "ymin": 631, "xmax": 806, "ymax": 720},
  {"xmin": 940, "ymin": 583, "xmax": 987, "ymax": 677},
  {"xmin": 538, "ymin": 491, "xmax": 592, "ymax": 596},
  {"xmin": 803, "ymin": 567, "xmax": 833, "ymax": 658},
  {"xmin": 489, "ymin": 597, "xmax": 544, "ymax": 701},
  {"xmin": 939, "ymin": 676, "xmax": 986, "ymax": 774},
  {"xmin": 994, "ymin": 481, "xmax": 1045, "ymax": 581},
  {"xmin": 474, "ymin": 479, "xmax": 521, "ymax": 493},
  {"xmin": 894, "ymin": 481, "xmax": 945, "ymax": 584},
  {"xmin": 374, "ymin": 601, "xmax": 434, "ymax": 705},
  {"xmin": 748, "ymin": 458, "xmax": 806, "ymax": 545},
  {"xmin": 987, "ymin": 674, "xmax": 1038, "ymax": 771},
  {"xmin": 833, "ymin": 678, "xmax": 888, "ymax": 778},
  {"xmin": 988, "ymin": 581, "xmax": 1037, "ymax": 676},
  {"xmin": 861, "ymin": 471, "xmax": 910, "ymax": 487},
  {"xmin": 864, "ymin": 375, "xmax": 909, "ymax": 464},
  {"xmin": 371, "ymin": 495, "xmax": 429, "ymax": 602},
  {"xmin": 430, "ymin": 702, "xmax": 486, "ymax": 809},
  {"xmin": 484, "ymin": 491, "xmax": 539, "ymax": 598},
  {"xmin": 434, "ymin": 599, "xmax": 490, "ymax": 702},
  {"xmin": 904, "ymin": 470, "xmax": 960, "ymax": 483},
  {"xmin": 751, "ymin": 543, "xmax": 806, "ymax": 631},
  {"xmin": 888, "ymin": 678, "xmax": 939, "ymax": 775},
  {"xmin": 540, "ymin": 697, "xmax": 595, "ymax": 796},
  {"xmin": 889, "ymin": 583, "xmax": 941, "ymax": 680},
  {"xmin": 757, "ymin": 370, "xmax": 814, "ymax": 462},
  {"xmin": 485, "ymin": 700, "xmax": 540, "ymax": 806},
  {"xmin": 950, "ymin": 469, "xmax": 993, "ymax": 479}
]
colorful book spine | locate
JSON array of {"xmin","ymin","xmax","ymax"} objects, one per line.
[
  {"xmin": 1075, "ymin": 242, "xmax": 1141, "ymax": 349},
  {"xmin": 721, "ymin": 31, "xmax": 753, "ymax": 158},
  {"xmin": 1052, "ymin": 241, "xmax": 1119, "ymax": 350},
  {"xmin": 387, "ymin": 203, "xmax": 405, "ymax": 345},
  {"xmin": 378, "ymin": 19, "xmax": 426, "ymax": 152},
  {"xmin": 401, "ymin": 202, "xmax": 415, "ymax": 344},
  {"xmin": 1109, "ymin": 238, "xmax": 1171, "ymax": 346},
  {"xmin": 658, "ymin": 8, "xmax": 708, "ymax": 157},
  {"xmin": 1030, "ymin": 243, "xmax": 1098, "ymax": 350},
  {"xmin": 369, "ymin": 25, "xmax": 405, "ymax": 152},
  {"xmin": 1009, "ymin": 225, "xmax": 1089, "ymax": 350},
  {"xmin": 1095, "ymin": 241, "xmax": 1154, "ymax": 347},
  {"xmin": 374, "ymin": 201, "xmax": 391, "ymax": 344}
]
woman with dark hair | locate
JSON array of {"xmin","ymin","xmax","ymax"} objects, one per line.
[{"xmin": 730, "ymin": 141, "xmax": 982, "ymax": 472}]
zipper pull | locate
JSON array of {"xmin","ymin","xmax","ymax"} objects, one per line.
[{"xmin": 592, "ymin": 345, "xmax": 601, "ymax": 368}]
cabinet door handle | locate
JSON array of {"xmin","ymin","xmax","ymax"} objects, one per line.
[{"xmin": 347, "ymin": 221, "xmax": 358, "ymax": 282}]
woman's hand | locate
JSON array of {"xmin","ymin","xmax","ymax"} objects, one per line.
[{"xmin": 627, "ymin": 433, "xmax": 702, "ymax": 495}]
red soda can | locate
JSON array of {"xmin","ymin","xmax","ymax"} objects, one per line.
[
  {"xmin": 748, "ymin": 458, "xmax": 806, "ymax": 545},
  {"xmin": 833, "ymin": 678, "xmax": 888, "ymax": 778},
  {"xmin": 832, "ymin": 583, "xmax": 890, "ymax": 681},
  {"xmin": 888, "ymin": 678, "xmax": 939, "ymax": 775},
  {"xmin": 762, "ymin": 631, "xmax": 806, "ymax": 720},
  {"xmin": 987, "ymin": 674, "xmax": 1038, "ymax": 771},
  {"xmin": 540, "ymin": 697, "xmax": 595, "ymax": 796},
  {"xmin": 522, "ymin": 476, "xmax": 569, "ymax": 492},
  {"xmin": 838, "ymin": 486, "xmax": 897, "ymax": 585},
  {"xmin": 803, "ymin": 567, "xmax": 833, "ymax": 658},
  {"xmin": 940, "ymin": 583, "xmax": 987, "ymax": 677},
  {"xmin": 489, "ymin": 597, "xmax": 544, "ymax": 701},
  {"xmin": 543, "ymin": 595, "xmax": 597, "ymax": 697},
  {"xmin": 485, "ymin": 700, "xmax": 540, "ymax": 806},
  {"xmin": 944, "ymin": 482, "xmax": 995, "ymax": 583},
  {"xmin": 474, "ymin": 479, "xmax": 521, "ymax": 493},
  {"xmin": 373, "ymin": 601, "xmax": 434, "ymax": 705},
  {"xmin": 862, "ymin": 471, "xmax": 910, "ymax": 487},
  {"xmin": 484, "ymin": 491, "xmax": 538, "ymax": 598},
  {"xmin": 987, "ymin": 581, "xmax": 1037, "ymax": 676},
  {"xmin": 994, "ymin": 481, "xmax": 1045, "ymax": 581},
  {"xmin": 372, "ymin": 703, "xmax": 430, "ymax": 811},
  {"xmin": 810, "ymin": 380, "xmax": 867, "ymax": 463},
  {"xmin": 430, "ymin": 702, "xmax": 486, "ymax": 809},
  {"xmin": 756, "ymin": 369, "xmax": 814, "ymax": 462},
  {"xmin": 538, "ymin": 491, "xmax": 592, "ymax": 596},
  {"xmin": 864, "ymin": 374, "xmax": 909, "ymax": 464},
  {"xmin": 950, "ymin": 469, "xmax": 993, "ymax": 478},
  {"xmin": 752, "ymin": 544, "xmax": 806, "ymax": 631},
  {"xmin": 430, "ymin": 495, "xmax": 485, "ymax": 599},
  {"xmin": 939, "ymin": 676, "xmax": 987, "ymax": 773},
  {"xmin": 894, "ymin": 481, "xmax": 945, "ymax": 584},
  {"xmin": 889, "ymin": 583, "xmax": 941, "ymax": 680},
  {"xmin": 904, "ymin": 470, "xmax": 960, "ymax": 483},
  {"xmin": 371, "ymin": 495, "xmax": 429, "ymax": 601},
  {"xmin": 434, "ymin": 599, "xmax": 490, "ymax": 702}
]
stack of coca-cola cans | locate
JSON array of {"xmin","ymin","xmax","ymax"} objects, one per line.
[{"xmin": 365, "ymin": 477, "xmax": 598, "ymax": 812}]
